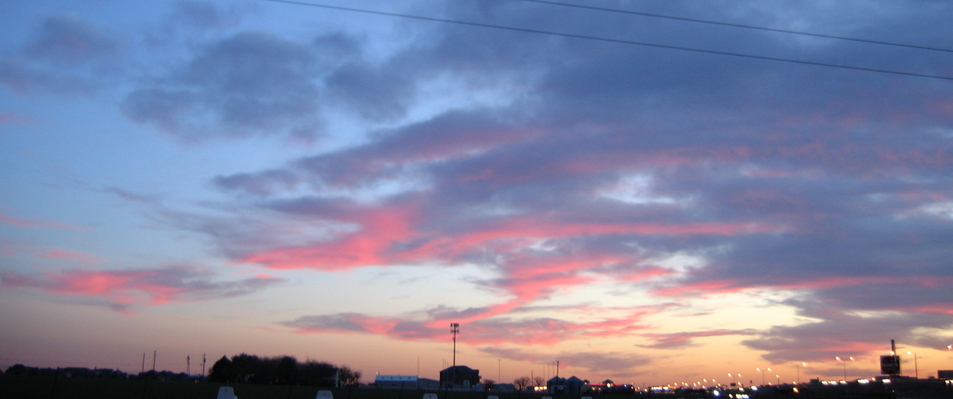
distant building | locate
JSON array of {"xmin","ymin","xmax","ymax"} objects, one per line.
[
  {"xmin": 439, "ymin": 366, "xmax": 480, "ymax": 388},
  {"xmin": 375, "ymin": 375, "xmax": 418, "ymax": 389},
  {"xmin": 374, "ymin": 375, "xmax": 440, "ymax": 390},
  {"xmin": 418, "ymin": 378, "xmax": 440, "ymax": 390},
  {"xmin": 547, "ymin": 376, "xmax": 587, "ymax": 395},
  {"xmin": 494, "ymin": 383, "xmax": 517, "ymax": 392}
]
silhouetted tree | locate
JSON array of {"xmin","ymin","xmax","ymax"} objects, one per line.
[
  {"xmin": 299, "ymin": 359, "xmax": 337, "ymax": 386},
  {"xmin": 6, "ymin": 364, "xmax": 28, "ymax": 376},
  {"xmin": 483, "ymin": 379, "xmax": 496, "ymax": 389},
  {"xmin": 337, "ymin": 366, "xmax": 361, "ymax": 386},
  {"xmin": 208, "ymin": 356, "xmax": 233, "ymax": 382},
  {"xmin": 230, "ymin": 353, "xmax": 260, "ymax": 383},
  {"xmin": 532, "ymin": 376, "xmax": 545, "ymax": 387},
  {"xmin": 274, "ymin": 355, "xmax": 298, "ymax": 384},
  {"xmin": 514, "ymin": 376, "xmax": 531, "ymax": 390},
  {"xmin": 205, "ymin": 353, "xmax": 359, "ymax": 386}
]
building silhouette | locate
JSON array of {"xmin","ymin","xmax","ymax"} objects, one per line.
[{"xmin": 439, "ymin": 365, "xmax": 480, "ymax": 388}]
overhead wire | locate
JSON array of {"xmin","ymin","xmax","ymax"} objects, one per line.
[
  {"xmin": 524, "ymin": 0, "xmax": 953, "ymax": 54},
  {"xmin": 262, "ymin": 0, "xmax": 953, "ymax": 82}
]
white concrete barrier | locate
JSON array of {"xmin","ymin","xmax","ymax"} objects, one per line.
[
  {"xmin": 316, "ymin": 390, "xmax": 333, "ymax": 399},
  {"xmin": 422, "ymin": 393, "xmax": 439, "ymax": 399},
  {"xmin": 216, "ymin": 386, "xmax": 238, "ymax": 399}
]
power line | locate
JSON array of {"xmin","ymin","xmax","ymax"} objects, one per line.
[
  {"xmin": 524, "ymin": 0, "xmax": 953, "ymax": 54},
  {"xmin": 261, "ymin": 0, "xmax": 953, "ymax": 82}
]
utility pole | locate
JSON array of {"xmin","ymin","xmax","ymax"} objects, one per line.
[
  {"xmin": 450, "ymin": 323, "xmax": 460, "ymax": 387},
  {"xmin": 451, "ymin": 323, "xmax": 459, "ymax": 367}
]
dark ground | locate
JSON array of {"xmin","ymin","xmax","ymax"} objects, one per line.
[{"xmin": 0, "ymin": 375, "xmax": 927, "ymax": 399}]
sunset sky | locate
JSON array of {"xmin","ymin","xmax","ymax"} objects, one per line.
[{"xmin": 2, "ymin": 0, "xmax": 952, "ymax": 387}]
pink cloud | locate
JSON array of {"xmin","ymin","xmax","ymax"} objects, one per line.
[
  {"xmin": 39, "ymin": 249, "xmax": 103, "ymax": 265},
  {"xmin": 241, "ymin": 204, "xmax": 419, "ymax": 270},
  {"xmin": 287, "ymin": 307, "xmax": 657, "ymax": 346},
  {"xmin": 0, "ymin": 112, "xmax": 32, "ymax": 125},
  {"xmin": 612, "ymin": 265, "xmax": 675, "ymax": 282},
  {"xmin": 0, "ymin": 212, "xmax": 84, "ymax": 230},
  {"xmin": 9, "ymin": 269, "xmax": 181, "ymax": 306},
  {"xmin": 238, "ymin": 200, "xmax": 781, "ymax": 331},
  {"xmin": 0, "ymin": 266, "xmax": 284, "ymax": 311}
]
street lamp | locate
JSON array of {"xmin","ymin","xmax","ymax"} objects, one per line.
[
  {"xmin": 906, "ymin": 351, "xmax": 918, "ymax": 379},
  {"xmin": 835, "ymin": 357, "xmax": 853, "ymax": 381},
  {"xmin": 795, "ymin": 363, "xmax": 807, "ymax": 385},
  {"xmin": 756, "ymin": 368, "xmax": 771, "ymax": 386},
  {"xmin": 728, "ymin": 373, "xmax": 738, "ymax": 386}
]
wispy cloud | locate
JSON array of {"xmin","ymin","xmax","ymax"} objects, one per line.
[
  {"xmin": 38, "ymin": 249, "xmax": 103, "ymax": 265},
  {"xmin": 284, "ymin": 303, "xmax": 661, "ymax": 347},
  {"xmin": 0, "ymin": 265, "xmax": 285, "ymax": 313},
  {"xmin": 639, "ymin": 329, "xmax": 759, "ymax": 350},
  {"xmin": 0, "ymin": 211, "xmax": 84, "ymax": 230}
]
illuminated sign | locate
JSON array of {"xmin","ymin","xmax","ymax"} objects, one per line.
[{"xmin": 880, "ymin": 355, "xmax": 900, "ymax": 375}]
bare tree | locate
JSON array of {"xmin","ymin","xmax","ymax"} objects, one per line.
[{"xmin": 513, "ymin": 376, "xmax": 531, "ymax": 390}]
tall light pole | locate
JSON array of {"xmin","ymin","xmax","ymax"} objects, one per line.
[
  {"xmin": 835, "ymin": 357, "xmax": 853, "ymax": 381},
  {"xmin": 450, "ymin": 323, "xmax": 459, "ymax": 367},
  {"xmin": 728, "ymin": 373, "xmax": 741, "ymax": 386},
  {"xmin": 795, "ymin": 362, "xmax": 806, "ymax": 385},
  {"xmin": 906, "ymin": 351, "xmax": 918, "ymax": 379},
  {"xmin": 448, "ymin": 323, "xmax": 460, "ymax": 388},
  {"xmin": 756, "ymin": 368, "xmax": 770, "ymax": 386}
]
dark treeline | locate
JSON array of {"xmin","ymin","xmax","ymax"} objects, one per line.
[
  {"xmin": 3, "ymin": 364, "xmax": 195, "ymax": 382},
  {"xmin": 5, "ymin": 364, "xmax": 132, "ymax": 379},
  {"xmin": 3, "ymin": 353, "xmax": 362, "ymax": 388},
  {"xmin": 208, "ymin": 353, "xmax": 361, "ymax": 386}
]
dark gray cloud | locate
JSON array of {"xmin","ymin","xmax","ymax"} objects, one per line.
[
  {"xmin": 742, "ymin": 297, "xmax": 952, "ymax": 363},
  {"xmin": 122, "ymin": 31, "xmax": 328, "ymax": 141},
  {"xmin": 0, "ymin": 14, "xmax": 122, "ymax": 94},
  {"xmin": 639, "ymin": 329, "xmax": 759, "ymax": 350},
  {"xmin": 22, "ymin": 14, "xmax": 119, "ymax": 64},
  {"xmin": 132, "ymin": 0, "xmax": 953, "ymax": 366}
]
